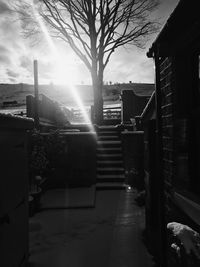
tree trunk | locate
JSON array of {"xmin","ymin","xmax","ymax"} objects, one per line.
[{"xmin": 91, "ymin": 68, "xmax": 103, "ymax": 125}]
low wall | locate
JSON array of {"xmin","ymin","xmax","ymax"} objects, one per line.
[
  {"xmin": 0, "ymin": 114, "xmax": 34, "ymax": 267},
  {"xmin": 43, "ymin": 132, "xmax": 97, "ymax": 188},
  {"xmin": 121, "ymin": 131, "xmax": 144, "ymax": 189}
]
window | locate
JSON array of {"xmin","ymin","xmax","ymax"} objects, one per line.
[{"xmin": 174, "ymin": 52, "xmax": 200, "ymax": 196}]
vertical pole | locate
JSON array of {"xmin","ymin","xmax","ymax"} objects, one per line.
[
  {"xmin": 90, "ymin": 105, "xmax": 94, "ymax": 123},
  {"xmin": 34, "ymin": 60, "xmax": 39, "ymax": 129}
]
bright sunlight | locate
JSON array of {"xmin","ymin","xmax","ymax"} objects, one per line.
[
  {"xmin": 31, "ymin": 1, "xmax": 95, "ymax": 131},
  {"xmin": 52, "ymin": 55, "xmax": 78, "ymax": 85}
]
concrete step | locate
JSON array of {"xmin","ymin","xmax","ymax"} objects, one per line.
[
  {"xmin": 98, "ymin": 135, "xmax": 119, "ymax": 141},
  {"xmin": 97, "ymin": 160, "xmax": 123, "ymax": 166},
  {"xmin": 97, "ymin": 169, "xmax": 124, "ymax": 176},
  {"xmin": 96, "ymin": 125, "xmax": 124, "ymax": 184},
  {"xmin": 97, "ymin": 147, "xmax": 122, "ymax": 153},
  {"xmin": 97, "ymin": 125, "xmax": 119, "ymax": 131},
  {"xmin": 97, "ymin": 131, "xmax": 119, "ymax": 136},
  {"xmin": 97, "ymin": 174, "xmax": 125, "ymax": 183},
  {"xmin": 97, "ymin": 154, "xmax": 123, "ymax": 160},
  {"xmin": 96, "ymin": 182, "xmax": 127, "ymax": 190},
  {"xmin": 102, "ymin": 120, "xmax": 121, "ymax": 126},
  {"xmin": 97, "ymin": 167, "xmax": 124, "ymax": 173},
  {"xmin": 98, "ymin": 140, "xmax": 121, "ymax": 148},
  {"xmin": 98, "ymin": 140, "xmax": 121, "ymax": 144}
]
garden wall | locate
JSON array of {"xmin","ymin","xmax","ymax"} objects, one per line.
[
  {"xmin": 42, "ymin": 131, "xmax": 97, "ymax": 188},
  {"xmin": 0, "ymin": 114, "xmax": 34, "ymax": 267},
  {"xmin": 121, "ymin": 131, "xmax": 144, "ymax": 189}
]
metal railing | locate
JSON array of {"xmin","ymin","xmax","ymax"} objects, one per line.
[{"xmin": 103, "ymin": 106, "xmax": 121, "ymax": 120}]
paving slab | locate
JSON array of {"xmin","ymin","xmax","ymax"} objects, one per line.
[{"xmin": 29, "ymin": 189, "xmax": 154, "ymax": 267}]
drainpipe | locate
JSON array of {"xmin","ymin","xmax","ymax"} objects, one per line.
[{"xmin": 154, "ymin": 47, "xmax": 166, "ymax": 267}]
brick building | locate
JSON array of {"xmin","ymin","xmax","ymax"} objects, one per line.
[{"xmin": 144, "ymin": 0, "xmax": 200, "ymax": 266}]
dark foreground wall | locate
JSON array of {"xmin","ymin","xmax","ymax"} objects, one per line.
[
  {"xmin": 121, "ymin": 131, "xmax": 144, "ymax": 189},
  {"xmin": 0, "ymin": 115, "xmax": 34, "ymax": 267},
  {"xmin": 44, "ymin": 132, "xmax": 97, "ymax": 188},
  {"xmin": 63, "ymin": 132, "xmax": 97, "ymax": 187}
]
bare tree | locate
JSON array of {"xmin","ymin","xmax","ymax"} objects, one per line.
[{"xmin": 16, "ymin": 0, "xmax": 159, "ymax": 124}]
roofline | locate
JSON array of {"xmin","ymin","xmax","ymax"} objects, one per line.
[{"xmin": 147, "ymin": 0, "xmax": 181, "ymax": 58}]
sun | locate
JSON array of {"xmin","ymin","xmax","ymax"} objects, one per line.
[
  {"xmin": 52, "ymin": 57, "xmax": 78, "ymax": 85},
  {"xmin": 31, "ymin": 4, "xmax": 79, "ymax": 86}
]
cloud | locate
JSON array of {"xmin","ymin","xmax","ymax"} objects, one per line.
[
  {"xmin": 0, "ymin": 45, "xmax": 9, "ymax": 53},
  {"xmin": 103, "ymin": 46, "xmax": 155, "ymax": 84},
  {"xmin": 0, "ymin": 54, "xmax": 10, "ymax": 64},
  {"xmin": 0, "ymin": 8, "xmax": 24, "ymax": 68},
  {"xmin": 0, "ymin": 45, "xmax": 11, "ymax": 64},
  {"xmin": 0, "ymin": 1, "xmax": 11, "ymax": 15},
  {"xmin": 6, "ymin": 69, "xmax": 19, "ymax": 78},
  {"xmin": 8, "ymin": 77, "xmax": 16, "ymax": 83},
  {"xmin": 20, "ymin": 56, "xmax": 32, "ymax": 70}
]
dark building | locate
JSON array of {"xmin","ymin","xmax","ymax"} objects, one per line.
[{"xmin": 145, "ymin": 0, "xmax": 200, "ymax": 266}]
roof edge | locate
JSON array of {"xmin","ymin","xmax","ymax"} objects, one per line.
[{"xmin": 147, "ymin": 0, "xmax": 181, "ymax": 58}]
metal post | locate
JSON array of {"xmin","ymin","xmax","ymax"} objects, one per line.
[{"xmin": 34, "ymin": 60, "xmax": 39, "ymax": 129}]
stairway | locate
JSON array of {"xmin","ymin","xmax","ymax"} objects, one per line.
[{"xmin": 96, "ymin": 125, "xmax": 126, "ymax": 190}]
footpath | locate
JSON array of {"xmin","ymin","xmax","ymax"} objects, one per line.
[{"xmin": 29, "ymin": 188, "xmax": 154, "ymax": 267}]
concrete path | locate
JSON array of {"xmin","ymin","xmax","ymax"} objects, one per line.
[
  {"xmin": 109, "ymin": 188, "xmax": 154, "ymax": 267},
  {"xmin": 29, "ymin": 188, "xmax": 154, "ymax": 267}
]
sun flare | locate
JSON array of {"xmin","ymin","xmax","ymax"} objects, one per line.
[
  {"xmin": 51, "ymin": 56, "xmax": 78, "ymax": 85},
  {"xmin": 31, "ymin": 2, "xmax": 78, "ymax": 86},
  {"xmin": 31, "ymin": 1, "xmax": 95, "ymax": 129}
]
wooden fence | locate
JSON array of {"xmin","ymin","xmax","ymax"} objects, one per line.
[{"xmin": 26, "ymin": 94, "xmax": 72, "ymax": 128}]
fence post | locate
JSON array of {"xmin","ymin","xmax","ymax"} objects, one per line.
[
  {"xmin": 26, "ymin": 95, "xmax": 35, "ymax": 118},
  {"xmin": 34, "ymin": 60, "xmax": 39, "ymax": 129},
  {"xmin": 91, "ymin": 105, "xmax": 94, "ymax": 123}
]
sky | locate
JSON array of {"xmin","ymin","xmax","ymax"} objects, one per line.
[{"xmin": 0, "ymin": 0, "xmax": 180, "ymax": 85}]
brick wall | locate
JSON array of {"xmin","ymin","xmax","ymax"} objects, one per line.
[
  {"xmin": 159, "ymin": 56, "xmax": 200, "ymax": 266},
  {"xmin": 159, "ymin": 57, "xmax": 175, "ymax": 219}
]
